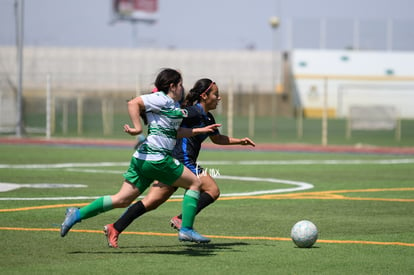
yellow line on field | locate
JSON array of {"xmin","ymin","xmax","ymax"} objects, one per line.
[
  {"xmin": 197, "ymin": 187, "xmax": 414, "ymax": 202},
  {"xmin": 0, "ymin": 203, "xmax": 89, "ymax": 212},
  {"xmin": 316, "ymin": 239, "xmax": 414, "ymax": 247},
  {"xmin": 0, "ymin": 227, "xmax": 413, "ymax": 247},
  {"xmin": 1, "ymin": 187, "xmax": 413, "ymax": 212}
]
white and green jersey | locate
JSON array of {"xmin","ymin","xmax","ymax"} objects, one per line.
[{"xmin": 134, "ymin": 92, "xmax": 188, "ymax": 161}]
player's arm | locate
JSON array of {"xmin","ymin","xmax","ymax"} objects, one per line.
[
  {"xmin": 177, "ymin": 124, "xmax": 222, "ymax": 138},
  {"xmin": 210, "ymin": 134, "xmax": 256, "ymax": 147},
  {"xmin": 124, "ymin": 96, "xmax": 145, "ymax": 136}
]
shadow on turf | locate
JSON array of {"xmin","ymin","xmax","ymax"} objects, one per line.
[
  {"xmin": 69, "ymin": 242, "xmax": 250, "ymax": 257},
  {"xmin": 144, "ymin": 242, "xmax": 250, "ymax": 257}
]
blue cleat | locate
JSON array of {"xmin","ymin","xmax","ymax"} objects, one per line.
[
  {"xmin": 178, "ymin": 227, "xmax": 210, "ymax": 243},
  {"xmin": 60, "ymin": 207, "xmax": 80, "ymax": 237}
]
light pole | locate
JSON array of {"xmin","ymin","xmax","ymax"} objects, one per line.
[
  {"xmin": 269, "ymin": 16, "xmax": 280, "ymax": 138},
  {"xmin": 15, "ymin": 0, "xmax": 25, "ymax": 137}
]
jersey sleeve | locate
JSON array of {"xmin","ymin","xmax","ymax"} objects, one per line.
[
  {"xmin": 141, "ymin": 92, "xmax": 165, "ymax": 113},
  {"xmin": 180, "ymin": 106, "xmax": 199, "ymax": 128}
]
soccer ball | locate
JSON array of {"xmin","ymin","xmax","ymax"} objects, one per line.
[{"xmin": 291, "ymin": 220, "xmax": 318, "ymax": 248}]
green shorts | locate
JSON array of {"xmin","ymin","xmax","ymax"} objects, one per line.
[{"xmin": 123, "ymin": 155, "xmax": 184, "ymax": 193}]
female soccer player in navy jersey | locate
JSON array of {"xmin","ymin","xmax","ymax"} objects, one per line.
[{"xmin": 104, "ymin": 78, "xmax": 255, "ymax": 248}]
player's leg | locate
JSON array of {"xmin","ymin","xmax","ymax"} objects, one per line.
[
  {"xmin": 104, "ymin": 181, "xmax": 176, "ymax": 248},
  {"xmin": 142, "ymin": 181, "xmax": 178, "ymax": 211},
  {"xmin": 170, "ymin": 173, "xmax": 219, "ymax": 230},
  {"xmin": 171, "ymin": 167, "xmax": 201, "ymax": 228},
  {"xmin": 61, "ymin": 181, "xmax": 140, "ymax": 237},
  {"xmin": 171, "ymin": 167, "xmax": 210, "ymax": 243},
  {"xmin": 114, "ymin": 181, "xmax": 176, "ymax": 232}
]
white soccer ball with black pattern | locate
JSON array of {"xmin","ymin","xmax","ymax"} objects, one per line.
[{"xmin": 291, "ymin": 220, "xmax": 318, "ymax": 248}]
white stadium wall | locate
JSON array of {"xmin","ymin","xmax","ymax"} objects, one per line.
[
  {"xmin": 0, "ymin": 46, "xmax": 280, "ymax": 132},
  {"xmin": 2, "ymin": 46, "xmax": 414, "ymax": 134},
  {"xmin": 0, "ymin": 46, "xmax": 277, "ymax": 94},
  {"xmin": 291, "ymin": 49, "xmax": 414, "ymax": 119}
]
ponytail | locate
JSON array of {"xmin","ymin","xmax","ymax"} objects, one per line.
[{"xmin": 182, "ymin": 78, "xmax": 214, "ymax": 107}]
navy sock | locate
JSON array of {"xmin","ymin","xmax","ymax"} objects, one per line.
[{"xmin": 113, "ymin": 200, "xmax": 146, "ymax": 233}]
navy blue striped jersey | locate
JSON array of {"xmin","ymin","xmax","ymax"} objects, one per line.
[{"xmin": 172, "ymin": 103, "xmax": 219, "ymax": 174}]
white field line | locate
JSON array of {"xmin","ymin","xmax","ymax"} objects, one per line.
[
  {"xmin": 215, "ymin": 175, "xmax": 313, "ymax": 197},
  {"xmin": 1, "ymin": 158, "xmax": 412, "ymax": 200},
  {"xmin": 0, "ymin": 173, "xmax": 314, "ymax": 200},
  {"xmin": 0, "ymin": 161, "xmax": 314, "ymax": 199},
  {"xmin": 0, "ymin": 159, "xmax": 413, "ymax": 169},
  {"xmin": 0, "ymin": 162, "xmax": 129, "ymax": 169},
  {"xmin": 198, "ymin": 159, "xmax": 414, "ymax": 165}
]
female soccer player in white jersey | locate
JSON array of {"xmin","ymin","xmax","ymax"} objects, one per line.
[
  {"xmin": 60, "ymin": 69, "xmax": 220, "ymax": 243},
  {"xmin": 103, "ymin": 78, "xmax": 255, "ymax": 248}
]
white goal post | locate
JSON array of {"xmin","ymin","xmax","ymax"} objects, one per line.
[{"xmin": 346, "ymin": 105, "xmax": 401, "ymax": 141}]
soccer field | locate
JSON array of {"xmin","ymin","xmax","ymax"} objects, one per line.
[{"xmin": 0, "ymin": 143, "xmax": 413, "ymax": 274}]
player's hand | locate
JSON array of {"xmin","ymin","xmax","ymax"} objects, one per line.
[
  {"xmin": 203, "ymin": 123, "xmax": 221, "ymax": 133},
  {"xmin": 240, "ymin": 137, "xmax": 256, "ymax": 147},
  {"xmin": 123, "ymin": 124, "xmax": 141, "ymax": 136}
]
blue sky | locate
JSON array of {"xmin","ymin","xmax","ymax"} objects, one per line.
[{"xmin": 1, "ymin": 0, "xmax": 414, "ymax": 51}]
